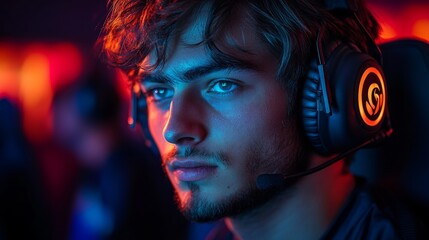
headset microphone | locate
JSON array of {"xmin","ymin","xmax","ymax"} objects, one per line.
[{"xmin": 256, "ymin": 128, "xmax": 393, "ymax": 190}]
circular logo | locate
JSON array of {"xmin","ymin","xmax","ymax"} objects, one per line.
[{"xmin": 358, "ymin": 67, "xmax": 386, "ymax": 127}]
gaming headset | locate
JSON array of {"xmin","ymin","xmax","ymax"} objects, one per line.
[
  {"xmin": 301, "ymin": 0, "xmax": 391, "ymax": 155},
  {"xmin": 129, "ymin": 0, "xmax": 392, "ymax": 157}
]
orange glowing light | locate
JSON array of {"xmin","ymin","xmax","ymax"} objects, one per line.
[
  {"xmin": 19, "ymin": 52, "xmax": 53, "ymax": 143},
  {"xmin": 358, "ymin": 67, "xmax": 386, "ymax": 127},
  {"xmin": 412, "ymin": 19, "xmax": 429, "ymax": 42},
  {"xmin": 0, "ymin": 42, "xmax": 84, "ymax": 144},
  {"xmin": 368, "ymin": 3, "xmax": 429, "ymax": 43},
  {"xmin": 133, "ymin": 82, "xmax": 141, "ymax": 94},
  {"xmin": 19, "ymin": 53, "xmax": 50, "ymax": 107},
  {"xmin": 379, "ymin": 23, "xmax": 397, "ymax": 40}
]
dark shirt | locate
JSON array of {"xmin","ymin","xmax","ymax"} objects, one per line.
[{"xmin": 207, "ymin": 178, "xmax": 427, "ymax": 240}]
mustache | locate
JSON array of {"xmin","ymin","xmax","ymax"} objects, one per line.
[{"xmin": 163, "ymin": 147, "xmax": 230, "ymax": 166}]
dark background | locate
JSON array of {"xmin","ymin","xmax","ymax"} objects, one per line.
[
  {"xmin": 0, "ymin": 0, "xmax": 428, "ymax": 46},
  {"xmin": 0, "ymin": 0, "xmax": 107, "ymax": 48}
]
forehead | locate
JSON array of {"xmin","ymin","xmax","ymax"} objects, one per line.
[{"xmin": 139, "ymin": 3, "xmax": 277, "ymax": 77}]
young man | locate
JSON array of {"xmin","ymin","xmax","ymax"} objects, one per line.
[{"xmin": 100, "ymin": 0, "xmax": 424, "ymax": 239}]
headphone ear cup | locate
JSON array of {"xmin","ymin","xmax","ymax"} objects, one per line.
[
  {"xmin": 136, "ymin": 94, "xmax": 159, "ymax": 154},
  {"xmin": 302, "ymin": 43, "xmax": 388, "ymax": 155},
  {"xmin": 130, "ymin": 86, "xmax": 159, "ymax": 154},
  {"xmin": 302, "ymin": 59, "xmax": 325, "ymax": 152}
]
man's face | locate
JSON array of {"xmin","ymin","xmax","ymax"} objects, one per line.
[{"xmin": 140, "ymin": 9, "xmax": 303, "ymax": 221}]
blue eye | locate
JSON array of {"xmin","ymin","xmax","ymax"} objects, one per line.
[
  {"xmin": 209, "ymin": 80, "xmax": 238, "ymax": 94},
  {"xmin": 145, "ymin": 88, "xmax": 174, "ymax": 102}
]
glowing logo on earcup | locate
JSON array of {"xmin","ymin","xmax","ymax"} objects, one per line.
[
  {"xmin": 365, "ymin": 83, "xmax": 383, "ymax": 116},
  {"xmin": 358, "ymin": 67, "xmax": 386, "ymax": 127}
]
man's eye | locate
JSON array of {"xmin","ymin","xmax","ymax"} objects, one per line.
[
  {"xmin": 145, "ymin": 88, "xmax": 174, "ymax": 102},
  {"xmin": 208, "ymin": 80, "xmax": 238, "ymax": 94}
]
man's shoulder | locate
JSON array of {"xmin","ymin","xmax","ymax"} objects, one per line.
[{"xmin": 322, "ymin": 177, "xmax": 427, "ymax": 240}]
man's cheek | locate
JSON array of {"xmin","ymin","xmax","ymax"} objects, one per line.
[{"xmin": 148, "ymin": 113, "xmax": 166, "ymax": 144}]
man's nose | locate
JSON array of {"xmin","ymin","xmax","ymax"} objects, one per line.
[{"xmin": 162, "ymin": 92, "xmax": 207, "ymax": 146}]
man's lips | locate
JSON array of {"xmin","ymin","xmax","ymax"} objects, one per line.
[{"xmin": 170, "ymin": 160, "xmax": 217, "ymax": 182}]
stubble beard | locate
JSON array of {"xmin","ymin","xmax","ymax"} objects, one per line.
[{"xmin": 171, "ymin": 127, "xmax": 307, "ymax": 223}]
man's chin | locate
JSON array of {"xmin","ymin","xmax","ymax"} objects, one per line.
[
  {"xmin": 176, "ymin": 184, "xmax": 226, "ymax": 222},
  {"xmin": 175, "ymin": 183, "xmax": 281, "ymax": 222},
  {"xmin": 180, "ymin": 201, "xmax": 224, "ymax": 222}
]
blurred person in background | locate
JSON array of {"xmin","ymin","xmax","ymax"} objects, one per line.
[
  {"xmin": 0, "ymin": 98, "xmax": 52, "ymax": 240},
  {"xmin": 51, "ymin": 60, "xmax": 188, "ymax": 240}
]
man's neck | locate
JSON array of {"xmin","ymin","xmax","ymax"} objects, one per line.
[{"xmin": 225, "ymin": 156, "xmax": 355, "ymax": 240}]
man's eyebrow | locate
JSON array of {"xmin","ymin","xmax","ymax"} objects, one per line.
[
  {"xmin": 141, "ymin": 72, "xmax": 171, "ymax": 85},
  {"xmin": 183, "ymin": 61, "xmax": 254, "ymax": 81},
  {"xmin": 141, "ymin": 60, "xmax": 255, "ymax": 85}
]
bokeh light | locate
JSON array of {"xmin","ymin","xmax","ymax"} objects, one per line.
[
  {"xmin": 0, "ymin": 42, "xmax": 83, "ymax": 144},
  {"xmin": 368, "ymin": 2, "xmax": 429, "ymax": 43}
]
